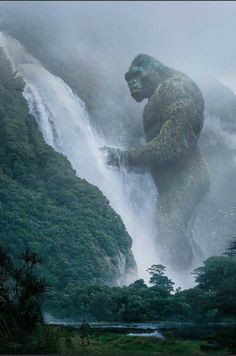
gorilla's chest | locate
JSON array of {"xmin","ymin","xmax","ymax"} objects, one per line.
[{"xmin": 143, "ymin": 93, "xmax": 166, "ymax": 142}]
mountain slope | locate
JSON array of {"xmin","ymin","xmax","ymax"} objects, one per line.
[{"xmin": 0, "ymin": 49, "xmax": 136, "ymax": 302}]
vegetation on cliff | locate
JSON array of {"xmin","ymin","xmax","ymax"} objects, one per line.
[
  {"xmin": 0, "ymin": 50, "xmax": 136, "ymax": 304},
  {"xmin": 47, "ymin": 246, "xmax": 236, "ymax": 323}
]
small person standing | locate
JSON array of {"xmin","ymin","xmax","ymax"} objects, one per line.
[{"xmin": 79, "ymin": 319, "xmax": 92, "ymax": 346}]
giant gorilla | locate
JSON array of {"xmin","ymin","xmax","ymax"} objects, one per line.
[{"xmin": 104, "ymin": 54, "xmax": 210, "ymax": 271}]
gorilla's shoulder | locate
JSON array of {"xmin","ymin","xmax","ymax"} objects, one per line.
[{"xmin": 156, "ymin": 72, "xmax": 202, "ymax": 102}]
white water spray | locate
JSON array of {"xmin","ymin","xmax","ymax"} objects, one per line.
[{"xmin": 0, "ymin": 32, "xmax": 161, "ymax": 283}]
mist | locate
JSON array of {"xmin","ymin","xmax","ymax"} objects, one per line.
[
  {"xmin": 1, "ymin": 1, "xmax": 236, "ymax": 85},
  {"xmin": 1, "ymin": 1, "xmax": 236, "ymax": 141}
]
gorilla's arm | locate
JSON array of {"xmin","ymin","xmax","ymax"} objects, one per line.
[{"xmin": 122, "ymin": 97, "xmax": 201, "ymax": 169}]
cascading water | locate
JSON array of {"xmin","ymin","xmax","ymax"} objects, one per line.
[{"xmin": 0, "ymin": 32, "xmax": 162, "ymax": 284}]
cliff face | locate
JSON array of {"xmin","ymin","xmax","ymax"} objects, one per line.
[{"xmin": 0, "ymin": 50, "xmax": 136, "ymax": 300}]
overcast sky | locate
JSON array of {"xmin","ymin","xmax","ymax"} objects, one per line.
[{"xmin": 1, "ymin": 1, "xmax": 236, "ymax": 92}]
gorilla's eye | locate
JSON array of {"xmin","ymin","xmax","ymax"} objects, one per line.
[{"xmin": 125, "ymin": 67, "xmax": 143, "ymax": 82}]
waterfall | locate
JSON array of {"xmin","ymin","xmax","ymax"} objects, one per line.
[{"xmin": 0, "ymin": 32, "xmax": 162, "ymax": 284}]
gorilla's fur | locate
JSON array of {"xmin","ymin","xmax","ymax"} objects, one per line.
[{"xmin": 108, "ymin": 54, "xmax": 210, "ymax": 271}]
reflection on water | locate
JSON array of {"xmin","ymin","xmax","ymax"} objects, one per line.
[
  {"xmin": 128, "ymin": 330, "xmax": 165, "ymax": 338},
  {"xmin": 88, "ymin": 322, "xmax": 194, "ymax": 330},
  {"xmin": 47, "ymin": 320, "xmax": 236, "ymax": 341},
  {"xmin": 47, "ymin": 321, "xmax": 193, "ymax": 330}
]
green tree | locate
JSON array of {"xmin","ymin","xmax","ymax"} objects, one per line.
[
  {"xmin": 147, "ymin": 264, "xmax": 174, "ymax": 293},
  {"xmin": 193, "ymin": 255, "xmax": 236, "ymax": 318},
  {"xmin": 128, "ymin": 279, "xmax": 148, "ymax": 290},
  {"xmin": 0, "ymin": 246, "xmax": 47, "ymax": 350}
]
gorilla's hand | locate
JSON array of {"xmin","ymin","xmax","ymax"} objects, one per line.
[{"xmin": 100, "ymin": 146, "xmax": 123, "ymax": 167}]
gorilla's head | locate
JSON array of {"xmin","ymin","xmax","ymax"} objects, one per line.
[{"xmin": 125, "ymin": 54, "xmax": 167, "ymax": 102}]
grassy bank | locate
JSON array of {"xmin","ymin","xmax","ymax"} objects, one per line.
[{"xmin": 16, "ymin": 325, "xmax": 233, "ymax": 355}]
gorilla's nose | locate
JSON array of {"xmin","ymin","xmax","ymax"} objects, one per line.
[{"xmin": 129, "ymin": 79, "xmax": 137, "ymax": 86}]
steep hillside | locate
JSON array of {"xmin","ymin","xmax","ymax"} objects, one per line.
[{"xmin": 0, "ymin": 49, "xmax": 136, "ymax": 303}]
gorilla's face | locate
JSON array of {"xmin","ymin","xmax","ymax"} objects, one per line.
[{"xmin": 125, "ymin": 66, "xmax": 151, "ymax": 102}]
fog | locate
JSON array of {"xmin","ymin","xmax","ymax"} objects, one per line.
[
  {"xmin": 1, "ymin": 1, "xmax": 236, "ymax": 88},
  {"xmin": 2, "ymin": 1, "xmax": 236, "ymax": 146}
]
